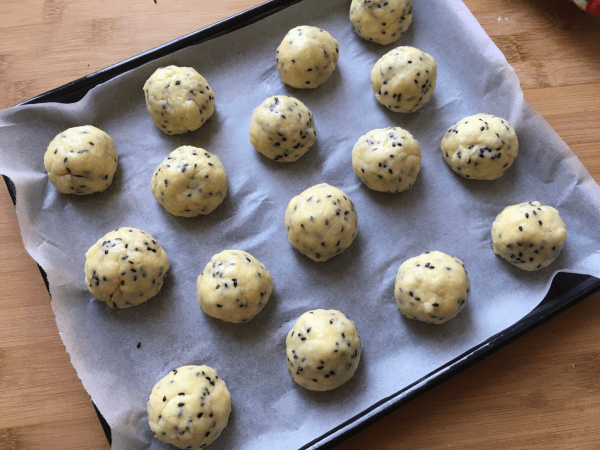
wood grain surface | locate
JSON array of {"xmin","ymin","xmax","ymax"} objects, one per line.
[{"xmin": 1, "ymin": 0, "xmax": 600, "ymax": 449}]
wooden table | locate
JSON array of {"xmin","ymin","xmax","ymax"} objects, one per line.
[{"xmin": 1, "ymin": 1, "xmax": 599, "ymax": 448}]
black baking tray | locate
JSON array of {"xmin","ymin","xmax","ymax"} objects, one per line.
[{"xmin": 6, "ymin": 0, "xmax": 600, "ymax": 448}]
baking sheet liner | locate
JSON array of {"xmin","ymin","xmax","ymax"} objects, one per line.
[{"xmin": 2, "ymin": 0, "xmax": 600, "ymax": 448}]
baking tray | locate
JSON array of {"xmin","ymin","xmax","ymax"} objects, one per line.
[
  {"xmin": 4, "ymin": 0, "xmax": 600, "ymax": 448},
  {"xmin": 5, "ymin": 167, "xmax": 600, "ymax": 448}
]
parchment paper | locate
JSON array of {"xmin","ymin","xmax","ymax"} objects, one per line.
[{"xmin": 2, "ymin": 0, "xmax": 600, "ymax": 449}]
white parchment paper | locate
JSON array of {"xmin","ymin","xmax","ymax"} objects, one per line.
[{"xmin": 2, "ymin": 0, "xmax": 600, "ymax": 448}]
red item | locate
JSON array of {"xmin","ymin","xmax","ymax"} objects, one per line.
[
  {"xmin": 587, "ymin": 0, "xmax": 600, "ymax": 15},
  {"xmin": 570, "ymin": 0, "xmax": 600, "ymax": 16}
]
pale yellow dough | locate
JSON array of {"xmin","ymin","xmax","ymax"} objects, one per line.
[
  {"xmin": 394, "ymin": 251, "xmax": 470, "ymax": 324},
  {"xmin": 143, "ymin": 65, "xmax": 215, "ymax": 135},
  {"xmin": 147, "ymin": 365, "xmax": 231, "ymax": 449},
  {"xmin": 352, "ymin": 126, "xmax": 421, "ymax": 192},
  {"xmin": 197, "ymin": 250, "xmax": 273, "ymax": 323},
  {"xmin": 284, "ymin": 183, "xmax": 358, "ymax": 262},
  {"xmin": 84, "ymin": 227, "xmax": 170, "ymax": 308},
  {"xmin": 44, "ymin": 125, "xmax": 118, "ymax": 195},
  {"xmin": 370, "ymin": 46, "xmax": 437, "ymax": 113},
  {"xmin": 349, "ymin": 0, "xmax": 413, "ymax": 45},
  {"xmin": 491, "ymin": 201, "xmax": 567, "ymax": 271},
  {"xmin": 276, "ymin": 26, "xmax": 339, "ymax": 89},
  {"xmin": 150, "ymin": 146, "xmax": 227, "ymax": 217},
  {"xmin": 286, "ymin": 309, "xmax": 362, "ymax": 391},
  {"xmin": 441, "ymin": 113, "xmax": 519, "ymax": 180},
  {"xmin": 249, "ymin": 95, "xmax": 317, "ymax": 162}
]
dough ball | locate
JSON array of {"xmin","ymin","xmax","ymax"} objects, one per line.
[
  {"xmin": 352, "ymin": 126, "xmax": 421, "ymax": 193},
  {"xmin": 491, "ymin": 201, "xmax": 567, "ymax": 271},
  {"xmin": 143, "ymin": 65, "xmax": 215, "ymax": 135},
  {"xmin": 441, "ymin": 113, "xmax": 519, "ymax": 180},
  {"xmin": 276, "ymin": 25, "xmax": 339, "ymax": 89},
  {"xmin": 394, "ymin": 251, "xmax": 470, "ymax": 324},
  {"xmin": 43, "ymin": 125, "xmax": 118, "ymax": 195},
  {"xmin": 286, "ymin": 309, "xmax": 362, "ymax": 391},
  {"xmin": 147, "ymin": 365, "xmax": 231, "ymax": 449},
  {"xmin": 349, "ymin": 0, "xmax": 413, "ymax": 45},
  {"xmin": 284, "ymin": 183, "xmax": 358, "ymax": 262},
  {"xmin": 370, "ymin": 46, "xmax": 437, "ymax": 113},
  {"xmin": 150, "ymin": 146, "xmax": 227, "ymax": 217},
  {"xmin": 249, "ymin": 95, "xmax": 317, "ymax": 162},
  {"xmin": 84, "ymin": 227, "xmax": 170, "ymax": 308},
  {"xmin": 197, "ymin": 250, "xmax": 274, "ymax": 323}
]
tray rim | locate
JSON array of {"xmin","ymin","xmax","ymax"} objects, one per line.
[
  {"xmin": 7, "ymin": 0, "xmax": 600, "ymax": 447},
  {"xmin": 15, "ymin": 0, "xmax": 304, "ymax": 107}
]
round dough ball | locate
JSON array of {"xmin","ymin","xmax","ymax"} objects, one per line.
[
  {"xmin": 150, "ymin": 146, "xmax": 227, "ymax": 217},
  {"xmin": 276, "ymin": 25, "xmax": 339, "ymax": 89},
  {"xmin": 284, "ymin": 183, "xmax": 358, "ymax": 262},
  {"xmin": 394, "ymin": 251, "xmax": 470, "ymax": 324},
  {"xmin": 441, "ymin": 113, "xmax": 519, "ymax": 180},
  {"xmin": 84, "ymin": 227, "xmax": 170, "ymax": 308},
  {"xmin": 249, "ymin": 95, "xmax": 317, "ymax": 162},
  {"xmin": 147, "ymin": 365, "xmax": 231, "ymax": 449},
  {"xmin": 286, "ymin": 309, "xmax": 362, "ymax": 391},
  {"xmin": 370, "ymin": 46, "xmax": 437, "ymax": 113},
  {"xmin": 352, "ymin": 126, "xmax": 421, "ymax": 193},
  {"xmin": 43, "ymin": 125, "xmax": 118, "ymax": 195},
  {"xmin": 197, "ymin": 250, "xmax": 274, "ymax": 323},
  {"xmin": 143, "ymin": 65, "xmax": 215, "ymax": 135},
  {"xmin": 349, "ymin": 0, "xmax": 413, "ymax": 45},
  {"xmin": 491, "ymin": 201, "xmax": 567, "ymax": 271}
]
